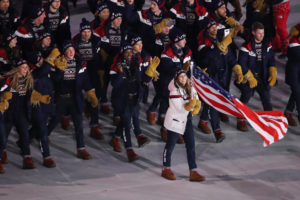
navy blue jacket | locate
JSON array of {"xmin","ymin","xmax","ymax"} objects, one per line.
[
  {"xmin": 239, "ymin": 38, "xmax": 275, "ymax": 84},
  {"xmin": 50, "ymin": 54, "xmax": 93, "ymax": 113},
  {"xmin": 285, "ymin": 36, "xmax": 300, "ymax": 87}
]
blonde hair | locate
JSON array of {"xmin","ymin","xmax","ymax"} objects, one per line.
[{"xmin": 5, "ymin": 65, "xmax": 34, "ymax": 92}]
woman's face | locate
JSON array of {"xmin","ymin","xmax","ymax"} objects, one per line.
[
  {"xmin": 18, "ymin": 64, "xmax": 29, "ymax": 77},
  {"xmin": 42, "ymin": 37, "xmax": 51, "ymax": 47},
  {"xmin": 177, "ymin": 73, "xmax": 187, "ymax": 86},
  {"xmin": 9, "ymin": 37, "xmax": 17, "ymax": 48},
  {"xmin": 133, "ymin": 41, "xmax": 143, "ymax": 53}
]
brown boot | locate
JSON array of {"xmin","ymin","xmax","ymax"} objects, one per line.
[
  {"xmin": 0, "ymin": 162, "xmax": 4, "ymax": 174},
  {"xmin": 90, "ymin": 126, "xmax": 104, "ymax": 140},
  {"xmin": 161, "ymin": 168, "xmax": 176, "ymax": 180},
  {"xmin": 285, "ymin": 112, "xmax": 298, "ymax": 126},
  {"xmin": 214, "ymin": 130, "xmax": 225, "ymax": 143},
  {"xmin": 189, "ymin": 170, "xmax": 206, "ymax": 182},
  {"xmin": 2, "ymin": 151, "xmax": 8, "ymax": 164},
  {"xmin": 198, "ymin": 120, "xmax": 211, "ymax": 134},
  {"xmin": 77, "ymin": 149, "xmax": 92, "ymax": 160},
  {"xmin": 237, "ymin": 120, "xmax": 248, "ymax": 131},
  {"xmin": 43, "ymin": 158, "xmax": 56, "ymax": 168},
  {"xmin": 109, "ymin": 137, "xmax": 122, "ymax": 152},
  {"xmin": 23, "ymin": 157, "xmax": 36, "ymax": 169},
  {"xmin": 61, "ymin": 117, "xmax": 70, "ymax": 130},
  {"xmin": 126, "ymin": 149, "xmax": 139, "ymax": 162},
  {"xmin": 100, "ymin": 105, "xmax": 112, "ymax": 115},
  {"xmin": 146, "ymin": 111, "xmax": 156, "ymax": 125},
  {"xmin": 219, "ymin": 113, "xmax": 229, "ymax": 122},
  {"xmin": 160, "ymin": 127, "xmax": 168, "ymax": 142},
  {"xmin": 137, "ymin": 135, "xmax": 150, "ymax": 147},
  {"xmin": 157, "ymin": 116, "xmax": 165, "ymax": 125},
  {"xmin": 113, "ymin": 116, "xmax": 120, "ymax": 126},
  {"xmin": 177, "ymin": 135, "xmax": 184, "ymax": 144}
]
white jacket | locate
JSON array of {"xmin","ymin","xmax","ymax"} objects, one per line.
[{"xmin": 164, "ymin": 79, "xmax": 197, "ymax": 135}]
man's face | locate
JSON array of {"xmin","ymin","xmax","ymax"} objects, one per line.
[
  {"xmin": 34, "ymin": 12, "xmax": 46, "ymax": 26},
  {"xmin": 252, "ymin": 28, "xmax": 265, "ymax": 43},
  {"xmin": 216, "ymin": 5, "xmax": 227, "ymax": 18},
  {"xmin": 162, "ymin": 26, "xmax": 171, "ymax": 35},
  {"xmin": 112, "ymin": 17, "xmax": 122, "ymax": 28},
  {"xmin": 65, "ymin": 47, "xmax": 75, "ymax": 59},
  {"xmin": 81, "ymin": 29, "xmax": 92, "ymax": 41},
  {"xmin": 98, "ymin": 8, "xmax": 110, "ymax": 21},
  {"xmin": 150, "ymin": 1, "xmax": 159, "ymax": 13},
  {"xmin": 123, "ymin": 49, "xmax": 133, "ymax": 61},
  {"xmin": 176, "ymin": 38, "xmax": 186, "ymax": 48},
  {"xmin": 50, "ymin": 0, "xmax": 61, "ymax": 10},
  {"xmin": 186, "ymin": 0, "xmax": 194, "ymax": 6},
  {"xmin": 207, "ymin": 25, "xmax": 218, "ymax": 38},
  {"xmin": 0, "ymin": 0, "xmax": 9, "ymax": 12},
  {"xmin": 133, "ymin": 41, "xmax": 143, "ymax": 53}
]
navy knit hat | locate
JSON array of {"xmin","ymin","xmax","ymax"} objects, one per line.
[
  {"xmin": 121, "ymin": 41, "xmax": 133, "ymax": 53},
  {"xmin": 205, "ymin": 19, "xmax": 217, "ymax": 30},
  {"xmin": 96, "ymin": 2, "xmax": 109, "ymax": 14},
  {"xmin": 30, "ymin": 6, "xmax": 45, "ymax": 19},
  {"xmin": 152, "ymin": 0, "xmax": 165, "ymax": 8},
  {"xmin": 80, "ymin": 18, "xmax": 92, "ymax": 32},
  {"xmin": 211, "ymin": 0, "xmax": 225, "ymax": 11},
  {"xmin": 39, "ymin": 31, "xmax": 51, "ymax": 41},
  {"xmin": 169, "ymin": 28, "xmax": 186, "ymax": 43},
  {"xmin": 48, "ymin": 0, "xmax": 55, "ymax": 4},
  {"xmin": 174, "ymin": 69, "xmax": 186, "ymax": 81},
  {"xmin": 110, "ymin": 11, "xmax": 122, "ymax": 21},
  {"xmin": 13, "ymin": 57, "xmax": 27, "ymax": 68},
  {"xmin": 130, "ymin": 34, "xmax": 142, "ymax": 46},
  {"xmin": 62, "ymin": 40, "xmax": 74, "ymax": 52}
]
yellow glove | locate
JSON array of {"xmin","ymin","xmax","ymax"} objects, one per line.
[
  {"xmin": 289, "ymin": 26, "xmax": 299, "ymax": 37},
  {"xmin": 30, "ymin": 90, "xmax": 51, "ymax": 106},
  {"xmin": 0, "ymin": 100, "xmax": 9, "ymax": 114},
  {"xmin": 153, "ymin": 70, "xmax": 160, "ymax": 81},
  {"xmin": 192, "ymin": 99, "xmax": 201, "ymax": 115},
  {"xmin": 232, "ymin": 64, "xmax": 243, "ymax": 84},
  {"xmin": 225, "ymin": 17, "xmax": 238, "ymax": 27},
  {"xmin": 182, "ymin": 61, "xmax": 190, "ymax": 72},
  {"xmin": 98, "ymin": 70, "xmax": 105, "ymax": 87},
  {"xmin": 234, "ymin": 24, "xmax": 244, "ymax": 34},
  {"xmin": 101, "ymin": 49, "xmax": 109, "ymax": 63},
  {"xmin": 217, "ymin": 33, "xmax": 233, "ymax": 54},
  {"xmin": 145, "ymin": 56, "xmax": 160, "ymax": 79},
  {"xmin": 268, "ymin": 66, "xmax": 277, "ymax": 87},
  {"xmin": 253, "ymin": 0, "xmax": 264, "ymax": 10},
  {"xmin": 184, "ymin": 96, "xmax": 197, "ymax": 111},
  {"xmin": 2, "ymin": 91, "xmax": 12, "ymax": 101},
  {"xmin": 198, "ymin": 67, "xmax": 209, "ymax": 76},
  {"xmin": 86, "ymin": 89, "xmax": 98, "ymax": 108},
  {"xmin": 153, "ymin": 18, "xmax": 173, "ymax": 34},
  {"xmin": 244, "ymin": 70, "xmax": 258, "ymax": 88},
  {"xmin": 54, "ymin": 56, "xmax": 67, "ymax": 71},
  {"xmin": 45, "ymin": 48, "xmax": 61, "ymax": 66}
]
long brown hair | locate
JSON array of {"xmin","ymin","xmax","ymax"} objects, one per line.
[
  {"xmin": 5, "ymin": 66, "xmax": 34, "ymax": 92},
  {"xmin": 176, "ymin": 77, "xmax": 192, "ymax": 97}
]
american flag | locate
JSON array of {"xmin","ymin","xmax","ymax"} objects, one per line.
[{"xmin": 191, "ymin": 66, "xmax": 288, "ymax": 147}]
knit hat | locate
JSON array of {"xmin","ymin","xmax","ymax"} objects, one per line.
[
  {"xmin": 13, "ymin": 57, "xmax": 27, "ymax": 68},
  {"xmin": 62, "ymin": 40, "xmax": 74, "ymax": 52},
  {"xmin": 121, "ymin": 41, "xmax": 133, "ymax": 53},
  {"xmin": 211, "ymin": 0, "xmax": 225, "ymax": 11},
  {"xmin": 96, "ymin": 2, "xmax": 109, "ymax": 14},
  {"xmin": 30, "ymin": 6, "xmax": 45, "ymax": 19},
  {"xmin": 152, "ymin": 0, "xmax": 165, "ymax": 8},
  {"xmin": 174, "ymin": 69, "xmax": 186, "ymax": 81},
  {"xmin": 110, "ymin": 11, "xmax": 122, "ymax": 21},
  {"xmin": 39, "ymin": 31, "xmax": 51, "ymax": 41},
  {"xmin": 80, "ymin": 18, "xmax": 92, "ymax": 32},
  {"xmin": 130, "ymin": 34, "xmax": 142, "ymax": 46},
  {"xmin": 205, "ymin": 19, "xmax": 217, "ymax": 30},
  {"xmin": 169, "ymin": 28, "xmax": 186, "ymax": 43},
  {"xmin": 48, "ymin": 0, "xmax": 55, "ymax": 4}
]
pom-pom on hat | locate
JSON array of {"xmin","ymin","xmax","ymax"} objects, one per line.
[{"xmin": 80, "ymin": 18, "xmax": 92, "ymax": 32}]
